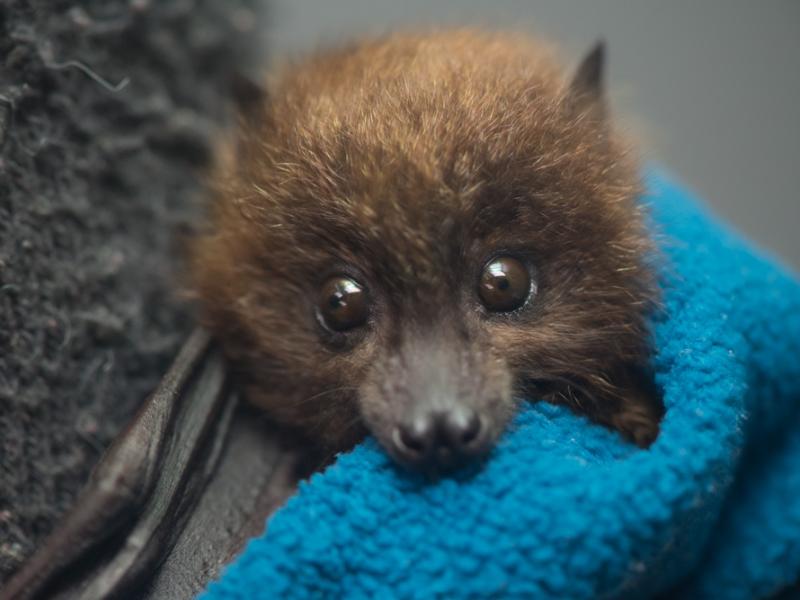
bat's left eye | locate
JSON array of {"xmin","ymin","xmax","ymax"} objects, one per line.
[
  {"xmin": 478, "ymin": 256, "xmax": 533, "ymax": 312},
  {"xmin": 317, "ymin": 276, "xmax": 368, "ymax": 331}
]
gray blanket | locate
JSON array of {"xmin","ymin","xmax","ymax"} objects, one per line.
[{"xmin": 0, "ymin": 0, "xmax": 265, "ymax": 581}]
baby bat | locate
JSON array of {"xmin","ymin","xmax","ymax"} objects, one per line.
[{"xmin": 188, "ymin": 30, "xmax": 663, "ymax": 471}]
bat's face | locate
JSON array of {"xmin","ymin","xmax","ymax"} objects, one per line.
[{"xmin": 190, "ymin": 32, "xmax": 657, "ymax": 471}]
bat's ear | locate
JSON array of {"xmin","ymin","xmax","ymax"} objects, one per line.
[
  {"xmin": 229, "ymin": 70, "xmax": 267, "ymax": 117},
  {"xmin": 567, "ymin": 40, "xmax": 606, "ymax": 116}
]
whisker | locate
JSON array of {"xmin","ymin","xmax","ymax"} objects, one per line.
[
  {"xmin": 523, "ymin": 372, "xmax": 602, "ymax": 413},
  {"xmin": 293, "ymin": 386, "xmax": 358, "ymax": 407}
]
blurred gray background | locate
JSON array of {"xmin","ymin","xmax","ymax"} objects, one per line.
[{"xmin": 264, "ymin": 0, "xmax": 799, "ymax": 269}]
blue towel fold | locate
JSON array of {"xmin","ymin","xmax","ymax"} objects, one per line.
[{"xmin": 202, "ymin": 170, "xmax": 800, "ymax": 599}]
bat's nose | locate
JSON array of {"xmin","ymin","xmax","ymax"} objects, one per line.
[{"xmin": 392, "ymin": 408, "xmax": 488, "ymax": 469}]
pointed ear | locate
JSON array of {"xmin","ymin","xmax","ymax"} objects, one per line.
[
  {"xmin": 229, "ymin": 70, "xmax": 267, "ymax": 117},
  {"xmin": 568, "ymin": 40, "xmax": 606, "ymax": 114}
]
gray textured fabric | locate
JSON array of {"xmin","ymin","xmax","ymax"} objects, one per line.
[{"xmin": 0, "ymin": 0, "xmax": 265, "ymax": 581}]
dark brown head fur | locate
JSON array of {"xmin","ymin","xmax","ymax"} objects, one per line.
[{"xmin": 189, "ymin": 30, "xmax": 662, "ymax": 469}]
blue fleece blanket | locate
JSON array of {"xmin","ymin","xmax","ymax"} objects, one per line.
[{"xmin": 202, "ymin": 171, "xmax": 800, "ymax": 599}]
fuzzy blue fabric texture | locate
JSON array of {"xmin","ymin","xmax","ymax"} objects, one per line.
[{"xmin": 201, "ymin": 170, "xmax": 800, "ymax": 599}]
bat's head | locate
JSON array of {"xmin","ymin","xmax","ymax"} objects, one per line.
[{"xmin": 190, "ymin": 31, "xmax": 657, "ymax": 471}]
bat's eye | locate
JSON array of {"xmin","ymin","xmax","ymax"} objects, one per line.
[
  {"xmin": 317, "ymin": 276, "xmax": 368, "ymax": 331},
  {"xmin": 478, "ymin": 256, "xmax": 532, "ymax": 312}
]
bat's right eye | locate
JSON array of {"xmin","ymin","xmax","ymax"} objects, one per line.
[{"xmin": 317, "ymin": 276, "xmax": 369, "ymax": 332}]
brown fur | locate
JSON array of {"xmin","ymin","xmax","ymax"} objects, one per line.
[{"xmin": 188, "ymin": 30, "xmax": 663, "ymax": 463}]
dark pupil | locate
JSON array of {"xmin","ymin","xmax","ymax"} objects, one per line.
[
  {"xmin": 329, "ymin": 284, "xmax": 355, "ymax": 313},
  {"xmin": 329, "ymin": 293, "xmax": 343, "ymax": 309},
  {"xmin": 497, "ymin": 277, "xmax": 510, "ymax": 291}
]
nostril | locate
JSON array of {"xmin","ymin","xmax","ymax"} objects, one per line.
[
  {"xmin": 459, "ymin": 412, "xmax": 482, "ymax": 446},
  {"xmin": 394, "ymin": 418, "xmax": 434, "ymax": 460},
  {"xmin": 399, "ymin": 427, "xmax": 426, "ymax": 453},
  {"xmin": 443, "ymin": 410, "xmax": 484, "ymax": 451}
]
